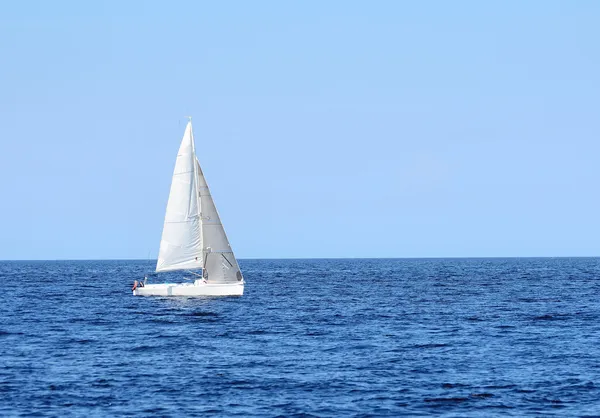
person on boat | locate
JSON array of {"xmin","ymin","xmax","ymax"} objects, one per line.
[{"xmin": 132, "ymin": 280, "xmax": 138, "ymax": 291}]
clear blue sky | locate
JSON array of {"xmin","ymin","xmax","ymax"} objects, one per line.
[{"xmin": 1, "ymin": 0, "xmax": 599, "ymax": 259}]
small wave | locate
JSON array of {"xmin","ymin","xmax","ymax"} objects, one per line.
[
  {"xmin": 424, "ymin": 397, "xmax": 469, "ymax": 403},
  {"xmin": 481, "ymin": 404, "xmax": 515, "ymax": 409},
  {"xmin": 525, "ymin": 397, "xmax": 565, "ymax": 407},
  {"xmin": 130, "ymin": 345, "xmax": 155, "ymax": 352},
  {"xmin": 247, "ymin": 329, "xmax": 267, "ymax": 335},
  {"xmin": 73, "ymin": 339, "xmax": 95, "ymax": 344},
  {"xmin": 228, "ymin": 379, "xmax": 253, "ymax": 387},
  {"xmin": 414, "ymin": 343, "xmax": 449, "ymax": 349},
  {"xmin": 306, "ymin": 331, "xmax": 329, "ymax": 336},
  {"xmin": 348, "ymin": 344, "xmax": 374, "ymax": 350},
  {"xmin": 149, "ymin": 318, "xmax": 175, "ymax": 324},
  {"xmin": 151, "ymin": 387, "xmax": 180, "ymax": 394},
  {"xmin": 142, "ymin": 407, "xmax": 168, "ymax": 413},
  {"xmin": 91, "ymin": 378, "xmax": 111, "ymax": 388},
  {"xmin": 87, "ymin": 319, "xmax": 112, "ymax": 326},
  {"xmin": 442, "ymin": 383, "xmax": 469, "ymax": 389},
  {"xmin": 532, "ymin": 314, "xmax": 570, "ymax": 321},
  {"xmin": 186, "ymin": 311, "xmax": 219, "ymax": 317},
  {"xmin": 0, "ymin": 330, "xmax": 24, "ymax": 337},
  {"xmin": 484, "ymin": 384, "xmax": 517, "ymax": 390},
  {"xmin": 470, "ymin": 393, "xmax": 494, "ymax": 398},
  {"xmin": 0, "ymin": 383, "xmax": 16, "ymax": 393},
  {"xmin": 518, "ymin": 297, "xmax": 561, "ymax": 303}
]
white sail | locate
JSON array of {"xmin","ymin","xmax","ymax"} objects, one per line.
[
  {"xmin": 155, "ymin": 122, "xmax": 203, "ymax": 272},
  {"xmin": 196, "ymin": 158, "xmax": 243, "ymax": 284}
]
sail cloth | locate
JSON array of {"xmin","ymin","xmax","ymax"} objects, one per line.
[
  {"xmin": 196, "ymin": 158, "xmax": 244, "ymax": 284},
  {"xmin": 155, "ymin": 120, "xmax": 243, "ymax": 283},
  {"xmin": 156, "ymin": 122, "xmax": 203, "ymax": 272}
]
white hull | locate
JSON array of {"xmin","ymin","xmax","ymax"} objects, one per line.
[{"xmin": 133, "ymin": 280, "xmax": 244, "ymax": 297}]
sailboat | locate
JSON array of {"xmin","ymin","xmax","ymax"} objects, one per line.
[{"xmin": 133, "ymin": 118, "xmax": 244, "ymax": 296}]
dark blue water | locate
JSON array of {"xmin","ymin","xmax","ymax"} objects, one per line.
[{"xmin": 1, "ymin": 258, "xmax": 600, "ymax": 416}]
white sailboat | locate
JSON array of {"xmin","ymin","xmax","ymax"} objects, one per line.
[{"xmin": 133, "ymin": 119, "xmax": 244, "ymax": 296}]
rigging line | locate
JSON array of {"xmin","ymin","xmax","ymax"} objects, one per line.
[{"xmin": 221, "ymin": 254, "xmax": 233, "ymax": 267}]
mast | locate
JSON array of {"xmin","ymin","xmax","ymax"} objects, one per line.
[{"xmin": 188, "ymin": 116, "xmax": 205, "ymax": 277}]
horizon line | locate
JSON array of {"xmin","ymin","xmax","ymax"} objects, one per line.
[{"xmin": 0, "ymin": 255, "xmax": 598, "ymax": 262}]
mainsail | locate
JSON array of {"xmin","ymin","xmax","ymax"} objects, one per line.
[
  {"xmin": 156, "ymin": 121, "xmax": 243, "ymax": 284},
  {"xmin": 156, "ymin": 122, "xmax": 203, "ymax": 272}
]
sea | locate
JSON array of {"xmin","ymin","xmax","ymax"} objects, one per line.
[{"xmin": 1, "ymin": 258, "xmax": 600, "ymax": 417}]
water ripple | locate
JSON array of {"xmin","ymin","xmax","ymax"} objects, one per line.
[{"xmin": 1, "ymin": 258, "xmax": 600, "ymax": 416}]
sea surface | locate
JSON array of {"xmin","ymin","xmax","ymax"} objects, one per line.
[{"xmin": 1, "ymin": 258, "xmax": 600, "ymax": 417}]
